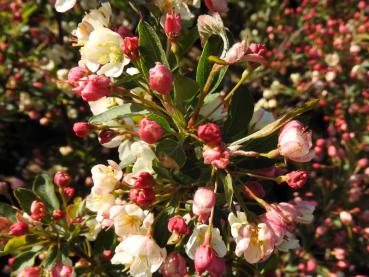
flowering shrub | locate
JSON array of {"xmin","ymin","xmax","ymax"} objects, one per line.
[{"xmin": 0, "ymin": 1, "xmax": 322, "ymax": 276}]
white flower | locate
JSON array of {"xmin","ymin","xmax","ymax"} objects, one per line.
[
  {"xmin": 185, "ymin": 224, "xmax": 227, "ymax": 259},
  {"xmin": 111, "ymin": 235, "xmax": 167, "ymax": 277},
  {"xmin": 228, "ymin": 211, "xmax": 248, "ymax": 240},
  {"xmin": 80, "ymin": 27, "xmax": 130, "ymax": 77},
  {"xmin": 89, "ymin": 97, "xmax": 124, "ymax": 116},
  {"xmin": 277, "ymin": 231, "xmax": 300, "ymax": 252},
  {"xmin": 109, "ymin": 204, "xmax": 154, "ymax": 237},
  {"xmin": 325, "ymin": 52, "xmax": 340, "ymax": 67},
  {"xmin": 55, "ymin": 0, "xmax": 76, "ymax": 13},
  {"xmin": 118, "ymin": 141, "xmax": 157, "ymax": 176},
  {"xmin": 197, "ymin": 13, "xmax": 228, "ymax": 52},
  {"xmin": 86, "ymin": 192, "xmax": 115, "ymax": 214},
  {"xmin": 91, "ymin": 160, "xmax": 122, "ymax": 195},
  {"xmin": 154, "ymin": 0, "xmax": 197, "ymax": 20},
  {"xmin": 83, "ymin": 218, "xmax": 102, "ymax": 241}
]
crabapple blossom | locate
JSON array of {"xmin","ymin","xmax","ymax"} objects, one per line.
[
  {"xmin": 138, "ymin": 118, "xmax": 164, "ymax": 144},
  {"xmin": 149, "ymin": 62, "xmax": 173, "ymax": 95},
  {"xmin": 91, "ymin": 160, "xmax": 122, "ymax": 195},
  {"xmin": 192, "ymin": 187, "xmax": 215, "ymax": 222},
  {"xmin": 160, "ymin": 252, "xmax": 187, "ymax": 277},
  {"xmin": 9, "ymin": 222, "xmax": 28, "ymax": 236}
]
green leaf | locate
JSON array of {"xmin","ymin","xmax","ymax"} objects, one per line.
[
  {"xmin": 223, "ymin": 173, "xmax": 233, "ymax": 208},
  {"xmin": 230, "ymin": 99, "xmax": 319, "ymax": 146},
  {"xmin": 13, "ymin": 188, "xmax": 37, "ymax": 214},
  {"xmin": 196, "ymin": 36, "xmax": 228, "ymax": 91},
  {"xmin": 174, "ymin": 75, "xmax": 199, "ymax": 112},
  {"xmin": 156, "ymin": 138, "xmax": 187, "ymax": 169},
  {"xmin": 89, "ymin": 103, "xmax": 148, "ymax": 124},
  {"xmin": 0, "ymin": 202, "xmax": 17, "ymax": 221},
  {"xmin": 33, "ymin": 174, "xmax": 60, "ymax": 210},
  {"xmin": 224, "ymin": 90, "xmax": 254, "ymax": 142},
  {"xmin": 176, "ymin": 27, "xmax": 199, "ymax": 57},
  {"xmin": 11, "ymin": 251, "xmax": 38, "ymax": 272},
  {"xmin": 147, "ymin": 114, "xmax": 172, "ymax": 132},
  {"xmin": 4, "ymin": 235, "xmax": 39, "ymax": 254},
  {"xmin": 138, "ymin": 20, "xmax": 169, "ymax": 79},
  {"xmin": 43, "ymin": 245, "xmax": 58, "ymax": 269},
  {"xmin": 94, "ymin": 229, "xmax": 116, "ymax": 253}
]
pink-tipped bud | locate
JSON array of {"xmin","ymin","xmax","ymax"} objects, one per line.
[
  {"xmin": 30, "ymin": 201, "xmax": 46, "ymax": 221},
  {"xmin": 129, "ymin": 188, "xmax": 155, "ymax": 207},
  {"xmin": 67, "ymin": 66, "xmax": 89, "ymax": 85},
  {"xmin": 134, "ymin": 172, "xmax": 154, "ymax": 189},
  {"xmin": 245, "ymin": 43, "xmax": 267, "ymax": 66},
  {"xmin": 9, "ymin": 222, "xmax": 28, "ymax": 236},
  {"xmin": 64, "ymin": 187, "xmax": 75, "ymax": 198},
  {"xmin": 149, "ymin": 62, "xmax": 173, "ymax": 95},
  {"xmin": 339, "ymin": 211, "xmax": 353, "ymax": 225},
  {"xmin": 204, "ymin": 0, "xmax": 228, "ymax": 13},
  {"xmin": 278, "ymin": 120, "xmax": 314, "ymax": 162},
  {"xmin": 194, "ymin": 244, "xmax": 215, "ymax": 275},
  {"xmin": 197, "ymin": 123, "xmax": 222, "ymax": 145},
  {"xmin": 203, "ymin": 145, "xmax": 230, "ymax": 169},
  {"xmin": 138, "ymin": 118, "xmax": 164, "ymax": 144},
  {"xmin": 99, "ymin": 130, "xmax": 117, "ymax": 144},
  {"xmin": 165, "ymin": 12, "xmax": 182, "ymax": 42},
  {"xmin": 54, "ymin": 171, "xmax": 72, "ymax": 187},
  {"xmin": 73, "ymin": 122, "xmax": 92, "ymax": 138},
  {"xmin": 103, "ymin": 250, "xmax": 113, "ymax": 261},
  {"xmin": 121, "ymin": 36, "xmax": 139, "ymax": 60},
  {"xmin": 51, "ymin": 264, "xmax": 73, "ymax": 277},
  {"xmin": 17, "ymin": 267, "xmax": 40, "ymax": 277},
  {"xmin": 53, "ymin": 210, "xmax": 65, "ymax": 221},
  {"xmin": 81, "ymin": 75, "xmax": 111, "ymax": 102},
  {"xmin": 286, "ymin": 170, "xmax": 309, "ymax": 189},
  {"xmin": 161, "ymin": 252, "xmax": 187, "ymax": 277},
  {"xmin": 168, "ymin": 215, "xmax": 189, "ymax": 235},
  {"xmin": 357, "ymin": 158, "xmax": 369, "ymax": 168},
  {"xmin": 192, "ymin": 187, "xmax": 215, "ymax": 223}
]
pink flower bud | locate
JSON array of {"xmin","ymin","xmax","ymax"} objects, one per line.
[
  {"xmin": 306, "ymin": 259, "xmax": 317, "ymax": 272},
  {"xmin": 114, "ymin": 25, "xmax": 133, "ymax": 38},
  {"xmin": 339, "ymin": 211, "xmax": 353, "ymax": 225},
  {"xmin": 134, "ymin": 172, "xmax": 154, "ymax": 189},
  {"xmin": 67, "ymin": 66, "xmax": 89, "ymax": 86},
  {"xmin": 197, "ymin": 123, "xmax": 222, "ymax": 145},
  {"xmin": 332, "ymin": 248, "xmax": 346, "ymax": 260},
  {"xmin": 203, "ymin": 145, "xmax": 230, "ymax": 169},
  {"xmin": 138, "ymin": 118, "xmax": 164, "ymax": 144},
  {"xmin": 51, "ymin": 264, "xmax": 73, "ymax": 277},
  {"xmin": 357, "ymin": 158, "xmax": 369, "ymax": 168},
  {"xmin": 73, "ymin": 122, "xmax": 92, "ymax": 138},
  {"xmin": 168, "ymin": 215, "xmax": 189, "ymax": 235},
  {"xmin": 121, "ymin": 36, "xmax": 139, "ymax": 60},
  {"xmin": 81, "ymin": 75, "xmax": 111, "ymax": 102},
  {"xmin": 17, "ymin": 267, "xmax": 40, "ymax": 277},
  {"xmin": 129, "ymin": 188, "xmax": 155, "ymax": 207},
  {"xmin": 64, "ymin": 187, "xmax": 75, "ymax": 198},
  {"xmin": 245, "ymin": 43, "xmax": 267, "ymax": 65},
  {"xmin": 165, "ymin": 12, "xmax": 182, "ymax": 42},
  {"xmin": 194, "ymin": 244, "xmax": 215, "ymax": 275},
  {"xmin": 204, "ymin": 0, "xmax": 228, "ymax": 13},
  {"xmin": 8, "ymin": 256, "xmax": 16, "ymax": 266},
  {"xmin": 193, "ymin": 187, "xmax": 215, "ymax": 222},
  {"xmin": 286, "ymin": 170, "xmax": 309, "ymax": 189},
  {"xmin": 149, "ymin": 62, "xmax": 173, "ymax": 95},
  {"xmin": 53, "ymin": 210, "xmax": 65, "ymax": 221},
  {"xmin": 9, "ymin": 222, "xmax": 28, "ymax": 236},
  {"xmin": 30, "ymin": 201, "xmax": 46, "ymax": 221},
  {"xmin": 103, "ymin": 250, "xmax": 113, "ymax": 261},
  {"xmin": 54, "ymin": 171, "xmax": 72, "ymax": 187},
  {"xmin": 278, "ymin": 120, "xmax": 314, "ymax": 162},
  {"xmin": 160, "ymin": 252, "xmax": 187, "ymax": 277},
  {"xmin": 99, "ymin": 130, "xmax": 117, "ymax": 144},
  {"xmin": 208, "ymin": 256, "xmax": 226, "ymax": 277}
]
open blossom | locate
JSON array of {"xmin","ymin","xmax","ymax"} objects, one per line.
[
  {"xmin": 55, "ymin": 0, "xmax": 76, "ymax": 13},
  {"xmin": 109, "ymin": 204, "xmax": 153, "ymax": 237},
  {"xmin": 86, "ymin": 193, "xmax": 115, "ymax": 215},
  {"xmin": 249, "ymin": 108, "xmax": 275, "ymax": 133},
  {"xmin": 278, "ymin": 120, "xmax": 315, "ymax": 162},
  {"xmin": 153, "ymin": 0, "xmax": 198, "ymax": 21},
  {"xmin": 91, "ymin": 160, "xmax": 122, "ymax": 195},
  {"xmin": 185, "ymin": 225, "xmax": 227, "ymax": 260},
  {"xmin": 228, "ymin": 212, "xmax": 274, "ymax": 264},
  {"xmin": 83, "ymin": 218, "xmax": 102, "ymax": 241},
  {"xmin": 224, "ymin": 40, "xmax": 267, "ymax": 65},
  {"xmin": 111, "ymin": 235, "xmax": 167, "ymax": 277}
]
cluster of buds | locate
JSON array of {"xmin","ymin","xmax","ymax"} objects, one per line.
[
  {"xmin": 129, "ymin": 172, "xmax": 156, "ymax": 207},
  {"xmin": 54, "ymin": 171, "xmax": 75, "ymax": 199}
]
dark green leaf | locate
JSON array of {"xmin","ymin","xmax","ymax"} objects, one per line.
[
  {"xmin": 223, "ymin": 173, "xmax": 233, "ymax": 208},
  {"xmin": 156, "ymin": 138, "xmax": 187, "ymax": 169},
  {"xmin": 0, "ymin": 202, "xmax": 17, "ymax": 221},
  {"xmin": 33, "ymin": 174, "xmax": 60, "ymax": 210},
  {"xmin": 196, "ymin": 36, "xmax": 228, "ymax": 91},
  {"xmin": 174, "ymin": 75, "xmax": 199, "ymax": 113},
  {"xmin": 138, "ymin": 20, "xmax": 169, "ymax": 79},
  {"xmin": 44, "ymin": 245, "xmax": 58, "ymax": 269},
  {"xmin": 224, "ymin": 90, "xmax": 254, "ymax": 142},
  {"xmin": 176, "ymin": 27, "xmax": 199, "ymax": 57},
  {"xmin": 94, "ymin": 229, "xmax": 116, "ymax": 253},
  {"xmin": 230, "ymin": 99, "xmax": 319, "ymax": 146},
  {"xmin": 89, "ymin": 103, "xmax": 148, "ymax": 124},
  {"xmin": 147, "ymin": 114, "xmax": 172, "ymax": 132},
  {"xmin": 153, "ymin": 206, "xmax": 176, "ymax": 247},
  {"xmin": 11, "ymin": 251, "xmax": 38, "ymax": 272},
  {"xmin": 4, "ymin": 235, "xmax": 39, "ymax": 254},
  {"xmin": 13, "ymin": 188, "xmax": 37, "ymax": 214}
]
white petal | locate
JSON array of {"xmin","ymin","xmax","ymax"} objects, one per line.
[{"xmin": 55, "ymin": 0, "xmax": 76, "ymax": 12}]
